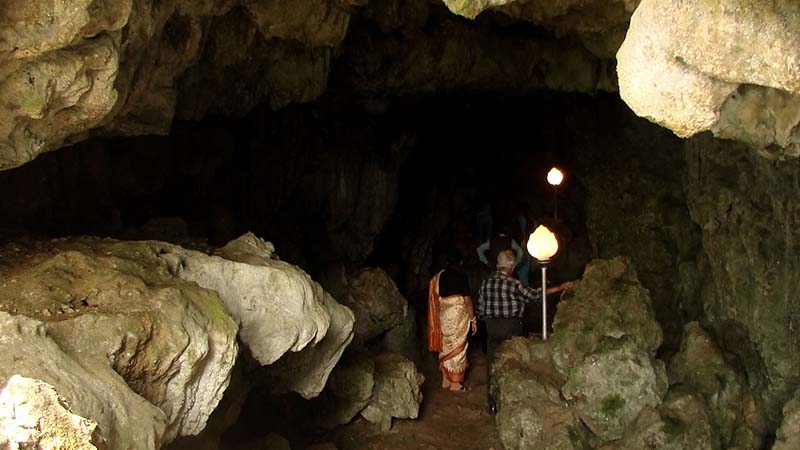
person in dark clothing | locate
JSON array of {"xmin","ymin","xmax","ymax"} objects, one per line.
[
  {"xmin": 477, "ymin": 250, "xmax": 574, "ymax": 412},
  {"xmin": 428, "ymin": 249, "xmax": 477, "ymax": 392},
  {"xmin": 477, "ymin": 227, "xmax": 524, "ymax": 270}
]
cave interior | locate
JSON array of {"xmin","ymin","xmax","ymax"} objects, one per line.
[{"xmin": 2, "ymin": 1, "xmax": 800, "ymax": 450}]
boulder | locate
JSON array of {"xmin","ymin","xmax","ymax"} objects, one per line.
[
  {"xmin": 360, "ymin": 353, "xmax": 424, "ymax": 431},
  {"xmin": 0, "ymin": 238, "xmax": 238, "ymax": 442},
  {"xmin": 311, "ymin": 350, "xmax": 376, "ymax": 428},
  {"xmin": 0, "ymin": 312, "xmax": 167, "ymax": 450},
  {"xmin": 161, "ymin": 233, "xmax": 355, "ymax": 398},
  {"xmin": 262, "ymin": 291, "xmax": 355, "ymax": 399},
  {"xmin": 617, "ymin": 0, "xmax": 800, "ymax": 156},
  {"xmin": 0, "ymin": 375, "xmax": 107, "ymax": 450},
  {"xmin": 551, "ymin": 257, "xmax": 663, "ymax": 379},
  {"xmin": 491, "ymin": 337, "xmax": 591, "ymax": 450},
  {"xmin": 773, "ymin": 388, "xmax": 800, "ymax": 450},
  {"xmin": 561, "ymin": 338, "xmax": 668, "ymax": 441},
  {"xmin": 320, "ymin": 265, "xmax": 407, "ymax": 344},
  {"xmin": 0, "ymin": 233, "xmax": 355, "ymax": 447},
  {"xmin": 380, "ymin": 305, "xmax": 421, "ymax": 363},
  {"xmin": 669, "ymin": 322, "xmax": 767, "ymax": 449},
  {"xmin": 598, "ymin": 386, "xmax": 717, "ymax": 450}
]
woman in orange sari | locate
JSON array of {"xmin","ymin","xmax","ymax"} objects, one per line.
[{"xmin": 428, "ymin": 249, "xmax": 477, "ymax": 392}]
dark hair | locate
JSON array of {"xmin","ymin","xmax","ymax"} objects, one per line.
[{"xmin": 445, "ymin": 248, "xmax": 463, "ymax": 267}]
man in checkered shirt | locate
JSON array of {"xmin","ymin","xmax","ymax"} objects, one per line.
[{"xmin": 478, "ymin": 249, "xmax": 573, "ymax": 413}]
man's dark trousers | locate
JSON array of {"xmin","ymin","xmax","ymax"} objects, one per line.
[{"xmin": 484, "ymin": 317, "xmax": 523, "ymax": 411}]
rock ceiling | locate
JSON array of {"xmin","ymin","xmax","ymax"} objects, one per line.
[{"xmin": 1, "ymin": 0, "xmax": 799, "ymax": 170}]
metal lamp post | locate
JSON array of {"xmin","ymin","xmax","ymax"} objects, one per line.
[
  {"xmin": 526, "ymin": 225, "xmax": 559, "ymax": 340},
  {"xmin": 547, "ymin": 167, "xmax": 564, "ymax": 221}
]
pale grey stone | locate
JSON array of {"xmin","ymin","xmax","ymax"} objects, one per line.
[{"xmin": 360, "ymin": 353, "xmax": 424, "ymax": 431}]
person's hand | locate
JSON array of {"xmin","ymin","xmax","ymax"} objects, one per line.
[
  {"xmin": 470, "ymin": 318, "xmax": 478, "ymax": 335},
  {"xmin": 560, "ymin": 281, "xmax": 575, "ymax": 292}
]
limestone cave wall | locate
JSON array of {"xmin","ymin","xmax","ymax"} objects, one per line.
[
  {"xmin": 686, "ymin": 134, "xmax": 800, "ymax": 428},
  {"xmin": 572, "ymin": 97, "xmax": 704, "ymax": 352}
]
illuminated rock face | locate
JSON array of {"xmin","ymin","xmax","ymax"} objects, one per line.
[
  {"xmin": 0, "ymin": 376, "xmax": 107, "ymax": 450},
  {"xmin": 0, "ymin": 234, "xmax": 354, "ymax": 446},
  {"xmin": 0, "ymin": 313, "xmax": 168, "ymax": 450},
  {"xmin": 618, "ymin": 0, "xmax": 800, "ymax": 157},
  {"xmin": 0, "ymin": 0, "xmax": 622, "ymax": 171}
]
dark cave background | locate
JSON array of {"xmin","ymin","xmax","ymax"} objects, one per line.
[{"xmin": 0, "ymin": 92, "xmax": 604, "ymax": 304}]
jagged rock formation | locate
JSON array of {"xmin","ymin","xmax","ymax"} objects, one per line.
[
  {"xmin": 0, "ymin": 0, "xmax": 622, "ymax": 171},
  {"xmin": 491, "ymin": 338, "xmax": 590, "ymax": 450},
  {"xmin": 553, "ymin": 257, "xmax": 667, "ymax": 440},
  {"xmin": 669, "ymin": 322, "xmax": 766, "ymax": 449},
  {"xmin": 492, "ymin": 258, "xmax": 771, "ymax": 450},
  {"xmin": 438, "ymin": 0, "xmax": 638, "ymax": 59},
  {"xmin": 618, "ymin": 0, "xmax": 800, "ymax": 157},
  {"xmin": 551, "ymin": 257, "xmax": 663, "ymax": 378},
  {"xmin": 334, "ymin": 9, "xmax": 617, "ymax": 100},
  {"xmin": 685, "ymin": 134, "xmax": 800, "ymax": 427},
  {"xmin": 0, "ymin": 233, "xmax": 355, "ymax": 448},
  {"xmin": 0, "ymin": 238, "xmax": 239, "ymax": 442},
  {"xmin": 573, "ymin": 98, "xmax": 702, "ymax": 350},
  {"xmin": 0, "ymin": 375, "xmax": 107, "ymax": 450}
]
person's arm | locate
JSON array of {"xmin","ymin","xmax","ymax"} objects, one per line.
[
  {"xmin": 546, "ymin": 281, "xmax": 575, "ymax": 295},
  {"xmin": 517, "ymin": 283, "xmax": 542, "ymax": 304},
  {"xmin": 477, "ymin": 241, "xmax": 490, "ymax": 265},
  {"xmin": 511, "ymin": 239, "xmax": 524, "ymax": 263},
  {"xmin": 465, "ymin": 296, "xmax": 478, "ymax": 335}
]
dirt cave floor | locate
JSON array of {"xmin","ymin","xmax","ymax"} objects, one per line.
[{"xmin": 323, "ymin": 349, "xmax": 505, "ymax": 450}]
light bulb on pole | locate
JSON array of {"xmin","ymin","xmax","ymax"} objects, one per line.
[
  {"xmin": 547, "ymin": 167, "xmax": 563, "ymax": 221},
  {"xmin": 527, "ymin": 225, "xmax": 559, "ymax": 340}
]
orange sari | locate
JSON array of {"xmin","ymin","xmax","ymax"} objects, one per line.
[{"xmin": 428, "ymin": 271, "xmax": 471, "ymax": 383}]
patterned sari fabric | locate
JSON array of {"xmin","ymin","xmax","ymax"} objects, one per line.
[{"xmin": 428, "ymin": 271, "xmax": 471, "ymax": 383}]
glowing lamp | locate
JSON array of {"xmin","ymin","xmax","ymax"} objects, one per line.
[
  {"xmin": 527, "ymin": 225, "xmax": 559, "ymax": 262},
  {"xmin": 547, "ymin": 167, "xmax": 564, "ymax": 186},
  {"xmin": 527, "ymin": 225, "xmax": 559, "ymax": 341}
]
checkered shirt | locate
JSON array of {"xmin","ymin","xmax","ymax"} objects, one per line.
[{"xmin": 477, "ymin": 271, "xmax": 542, "ymax": 319}]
